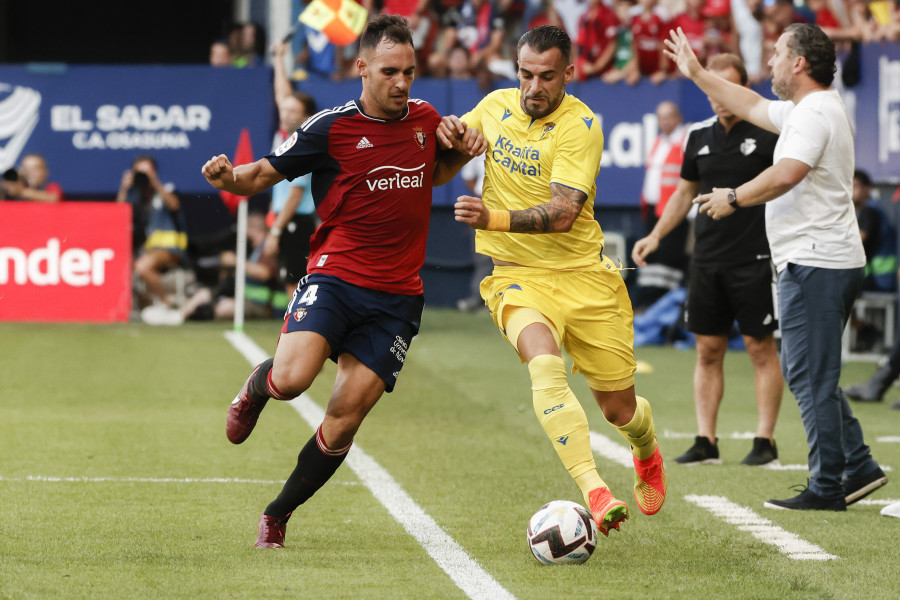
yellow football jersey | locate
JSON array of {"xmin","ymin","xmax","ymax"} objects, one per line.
[{"xmin": 462, "ymin": 88, "xmax": 605, "ymax": 268}]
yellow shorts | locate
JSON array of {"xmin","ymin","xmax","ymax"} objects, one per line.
[{"xmin": 480, "ymin": 257, "xmax": 636, "ymax": 392}]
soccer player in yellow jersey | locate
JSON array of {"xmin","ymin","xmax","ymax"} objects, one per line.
[{"xmin": 438, "ymin": 25, "xmax": 666, "ymax": 534}]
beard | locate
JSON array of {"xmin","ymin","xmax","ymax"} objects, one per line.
[
  {"xmin": 771, "ymin": 76, "xmax": 796, "ymax": 101},
  {"xmin": 521, "ymin": 91, "xmax": 563, "ymax": 119}
]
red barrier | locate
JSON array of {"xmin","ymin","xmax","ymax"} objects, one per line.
[{"xmin": 0, "ymin": 202, "xmax": 132, "ymax": 322}]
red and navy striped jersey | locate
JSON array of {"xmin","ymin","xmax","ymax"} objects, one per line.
[{"xmin": 266, "ymin": 98, "xmax": 441, "ymax": 295}]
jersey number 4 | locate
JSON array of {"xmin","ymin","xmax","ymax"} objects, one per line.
[{"xmin": 298, "ymin": 284, "xmax": 319, "ymax": 306}]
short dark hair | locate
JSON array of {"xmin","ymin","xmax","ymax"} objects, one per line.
[
  {"xmin": 854, "ymin": 169, "xmax": 872, "ymax": 187},
  {"xmin": 706, "ymin": 53, "xmax": 748, "ymax": 86},
  {"xmin": 517, "ymin": 25, "xmax": 572, "ymax": 63},
  {"xmin": 783, "ymin": 23, "xmax": 836, "ymax": 87},
  {"xmin": 359, "ymin": 14, "xmax": 414, "ymax": 52}
]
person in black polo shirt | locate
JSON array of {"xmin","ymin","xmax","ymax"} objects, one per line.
[{"xmin": 632, "ymin": 53, "xmax": 784, "ymax": 466}]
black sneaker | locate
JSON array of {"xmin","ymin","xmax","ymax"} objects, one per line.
[
  {"xmin": 674, "ymin": 436, "xmax": 721, "ymax": 465},
  {"xmin": 763, "ymin": 486, "xmax": 846, "ymax": 511},
  {"xmin": 740, "ymin": 437, "xmax": 779, "ymax": 466},
  {"xmin": 843, "ymin": 467, "xmax": 888, "ymax": 505}
]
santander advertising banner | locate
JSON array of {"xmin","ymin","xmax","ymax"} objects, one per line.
[{"xmin": 0, "ymin": 202, "xmax": 131, "ymax": 322}]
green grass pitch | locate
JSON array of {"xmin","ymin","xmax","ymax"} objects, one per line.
[{"xmin": 1, "ymin": 309, "xmax": 898, "ymax": 599}]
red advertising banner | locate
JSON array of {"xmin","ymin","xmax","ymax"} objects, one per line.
[{"xmin": 0, "ymin": 202, "xmax": 132, "ymax": 322}]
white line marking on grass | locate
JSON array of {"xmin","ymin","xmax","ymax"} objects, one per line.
[
  {"xmin": 876, "ymin": 436, "xmax": 900, "ymax": 443},
  {"xmin": 589, "ymin": 431, "xmax": 634, "ymax": 468},
  {"xmin": 225, "ymin": 331, "xmax": 516, "ymax": 600},
  {"xmin": 684, "ymin": 495, "xmax": 838, "ymax": 561},
  {"xmin": 858, "ymin": 498, "xmax": 900, "ymax": 506}
]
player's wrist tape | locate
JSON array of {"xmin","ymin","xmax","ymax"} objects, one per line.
[
  {"xmin": 269, "ymin": 227, "xmax": 282, "ymax": 237},
  {"xmin": 485, "ymin": 210, "xmax": 511, "ymax": 232}
]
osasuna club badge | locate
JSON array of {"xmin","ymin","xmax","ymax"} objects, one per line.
[
  {"xmin": 293, "ymin": 307, "xmax": 307, "ymax": 322},
  {"xmin": 740, "ymin": 138, "xmax": 757, "ymax": 156},
  {"xmin": 413, "ymin": 127, "xmax": 426, "ymax": 149}
]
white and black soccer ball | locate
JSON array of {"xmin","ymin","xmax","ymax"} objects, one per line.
[{"xmin": 526, "ymin": 500, "xmax": 598, "ymax": 565}]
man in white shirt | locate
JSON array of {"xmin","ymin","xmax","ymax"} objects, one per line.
[{"xmin": 665, "ymin": 23, "xmax": 887, "ymax": 511}]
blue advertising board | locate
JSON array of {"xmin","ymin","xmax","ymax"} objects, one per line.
[{"xmin": 0, "ymin": 65, "xmax": 274, "ymax": 195}]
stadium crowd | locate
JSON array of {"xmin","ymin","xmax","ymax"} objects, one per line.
[{"xmin": 211, "ymin": 0, "xmax": 900, "ymax": 86}]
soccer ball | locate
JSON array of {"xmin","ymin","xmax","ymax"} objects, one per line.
[{"xmin": 526, "ymin": 500, "xmax": 598, "ymax": 565}]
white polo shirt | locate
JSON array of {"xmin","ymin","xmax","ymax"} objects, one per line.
[{"xmin": 765, "ymin": 90, "xmax": 866, "ymax": 272}]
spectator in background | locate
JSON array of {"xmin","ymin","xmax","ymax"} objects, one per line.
[
  {"xmin": 852, "ymin": 169, "xmax": 897, "ymax": 292},
  {"xmin": 267, "ymin": 41, "xmax": 320, "ymax": 299},
  {"xmin": 575, "ymin": 0, "xmax": 619, "ymax": 80},
  {"xmin": 233, "ymin": 22, "xmax": 266, "ymax": 67},
  {"xmin": 702, "ymin": 0, "xmax": 739, "ymax": 60},
  {"xmin": 603, "ymin": 0, "xmax": 641, "ymax": 84},
  {"xmin": 142, "ymin": 212, "xmax": 281, "ymax": 325},
  {"xmin": 667, "ymin": 0, "xmax": 708, "ymax": 71},
  {"xmin": 117, "ymin": 154, "xmax": 188, "ymax": 309},
  {"xmin": 0, "ymin": 154, "xmax": 64, "ymax": 202},
  {"xmin": 731, "ymin": 0, "xmax": 765, "ymax": 82},
  {"xmin": 209, "ymin": 40, "xmax": 233, "ymax": 66},
  {"xmin": 631, "ymin": 0, "xmax": 669, "ymax": 84},
  {"xmin": 429, "ymin": 0, "xmax": 511, "ymax": 82},
  {"xmin": 548, "ymin": 0, "xmax": 589, "ymax": 37},
  {"xmin": 632, "ymin": 100, "xmax": 689, "ymax": 311},
  {"xmin": 447, "ymin": 44, "xmax": 474, "ymax": 78}
]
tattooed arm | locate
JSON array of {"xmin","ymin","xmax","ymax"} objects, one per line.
[{"xmin": 453, "ymin": 182, "xmax": 587, "ymax": 233}]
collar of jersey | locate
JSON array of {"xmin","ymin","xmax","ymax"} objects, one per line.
[{"xmin": 354, "ymin": 99, "xmax": 409, "ymax": 121}]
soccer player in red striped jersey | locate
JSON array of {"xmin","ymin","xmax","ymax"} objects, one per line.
[{"xmin": 201, "ymin": 14, "xmax": 485, "ymax": 549}]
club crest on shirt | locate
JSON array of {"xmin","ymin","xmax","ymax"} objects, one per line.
[
  {"xmin": 741, "ymin": 138, "xmax": 757, "ymax": 156},
  {"xmin": 293, "ymin": 307, "xmax": 307, "ymax": 322},
  {"xmin": 413, "ymin": 126, "xmax": 426, "ymax": 149},
  {"xmin": 540, "ymin": 123, "xmax": 555, "ymax": 139},
  {"xmin": 275, "ymin": 131, "xmax": 298, "ymax": 156}
]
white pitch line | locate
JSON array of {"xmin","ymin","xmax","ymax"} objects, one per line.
[
  {"xmin": 225, "ymin": 330, "xmax": 515, "ymax": 600},
  {"xmin": 685, "ymin": 495, "xmax": 838, "ymax": 561},
  {"xmin": 876, "ymin": 436, "xmax": 900, "ymax": 443},
  {"xmin": 589, "ymin": 431, "xmax": 634, "ymax": 468}
]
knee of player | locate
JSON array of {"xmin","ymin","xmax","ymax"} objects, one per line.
[{"xmin": 269, "ymin": 362, "xmax": 313, "ymax": 398}]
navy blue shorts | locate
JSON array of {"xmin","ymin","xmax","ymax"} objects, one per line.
[{"xmin": 281, "ymin": 274, "xmax": 424, "ymax": 392}]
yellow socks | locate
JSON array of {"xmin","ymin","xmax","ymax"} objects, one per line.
[
  {"xmin": 615, "ymin": 395, "xmax": 658, "ymax": 460},
  {"xmin": 528, "ymin": 354, "xmax": 605, "ymax": 501}
]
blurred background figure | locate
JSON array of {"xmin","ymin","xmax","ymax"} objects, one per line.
[
  {"xmin": 0, "ymin": 154, "xmax": 64, "ymax": 202},
  {"xmin": 266, "ymin": 41, "xmax": 320, "ymax": 299},
  {"xmin": 117, "ymin": 154, "xmax": 188, "ymax": 309},
  {"xmin": 632, "ymin": 100, "xmax": 689, "ymax": 312},
  {"xmin": 142, "ymin": 212, "xmax": 281, "ymax": 325},
  {"xmin": 209, "ymin": 39, "xmax": 233, "ymax": 66}
]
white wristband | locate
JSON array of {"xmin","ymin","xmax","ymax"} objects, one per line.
[{"xmin": 269, "ymin": 226, "xmax": 282, "ymax": 237}]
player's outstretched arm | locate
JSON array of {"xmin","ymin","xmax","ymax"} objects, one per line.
[
  {"xmin": 664, "ymin": 27, "xmax": 775, "ymax": 132},
  {"xmin": 201, "ymin": 155, "xmax": 284, "ymax": 196},
  {"xmin": 455, "ymin": 183, "xmax": 586, "ymax": 234}
]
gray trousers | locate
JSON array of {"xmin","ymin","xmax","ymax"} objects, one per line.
[{"xmin": 778, "ymin": 263, "xmax": 879, "ymax": 497}]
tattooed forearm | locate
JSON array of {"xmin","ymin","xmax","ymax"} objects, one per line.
[{"xmin": 508, "ymin": 183, "xmax": 588, "ymax": 233}]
